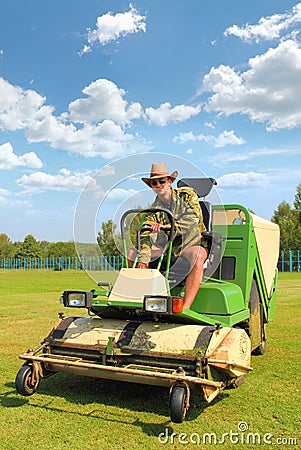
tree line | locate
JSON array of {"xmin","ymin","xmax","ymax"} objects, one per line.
[
  {"xmin": 0, "ymin": 234, "xmax": 79, "ymax": 260},
  {"xmin": 0, "ymin": 181, "xmax": 300, "ymax": 260},
  {"xmin": 272, "ymin": 181, "xmax": 301, "ymax": 251}
]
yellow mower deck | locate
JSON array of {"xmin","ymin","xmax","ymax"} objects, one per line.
[{"xmin": 19, "ymin": 316, "xmax": 252, "ymax": 404}]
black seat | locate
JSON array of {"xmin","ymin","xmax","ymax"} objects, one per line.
[
  {"xmin": 177, "ymin": 178, "xmax": 222, "ymax": 279},
  {"xmin": 149, "ymin": 255, "xmax": 190, "ymax": 287}
]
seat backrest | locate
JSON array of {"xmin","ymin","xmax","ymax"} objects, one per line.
[
  {"xmin": 177, "ymin": 178, "xmax": 217, "ymax": 232},
  {"xmin": 200, "ymin": 200, "xmax": 212, "ymax": 232},
  {"xmin": 177, "ymin": 178, "xmax": 216, "ymax": 197}
]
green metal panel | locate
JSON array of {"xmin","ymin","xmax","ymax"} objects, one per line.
[
  {"xmin": 192, "ymin": 280, "xmax": 245, "ymax": 315},
  {"xmin": 213, "ymin": 204, "xmax": 276, "ymax": 323},
  {"xmin": 201, "ymin": 310, "xmax": 250, "ymax": 327}
]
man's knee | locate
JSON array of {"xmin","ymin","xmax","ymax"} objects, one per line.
[
  {"xmin": 183, "ymin": 245, "xmax": 207, "ymax": 267},
  {"xmin": 127, "ymin": 247, "xmax": 137, "ymax": 267},
  {"xmin": 198, "ymin": 246, "xmax": 208, "ymax": 264},
  {"xmin": 128, "ymin": 247, "xmax": 137, "ymax": 258}
]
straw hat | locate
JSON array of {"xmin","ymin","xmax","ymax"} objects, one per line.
[{"xmin": 141, "ymin": 162, "xmax": 178, "ymax": 187}]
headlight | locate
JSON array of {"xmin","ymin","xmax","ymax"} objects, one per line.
[
  {"xmin": 144, "ymin": 296, "xmax": 168, "ymax": 313},
  {"xmin": 62, "ymin": 291, "xmax": 93, "ymax": 308},
  {"xmin": 143, "ymin": 295, "xmax": 184, "ymax": 314}
]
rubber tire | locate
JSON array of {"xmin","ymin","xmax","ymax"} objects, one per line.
[
  {"xmin": 249, "ymin": 279, "xmax": 267, "ymax": 356},
  {"xmin": 230, "ymin": 375, "xmax": 246, "ymax": 389},
  {"xmin": 15, "ymin": 364, "xmax": 40, "ymax": 396},
  {"xmin": 253, "ymin": 339, "xmax": 267, "ymax": 355},
  {"xmin": 170, "ymin": 385, "xmax": 188, "ymax": 423}
]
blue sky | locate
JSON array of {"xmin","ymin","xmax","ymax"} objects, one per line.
[{"xmin": 0, "ymin": 0, "xmax": 300, "ymax": 242}]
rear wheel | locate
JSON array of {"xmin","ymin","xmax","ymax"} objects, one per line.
[
  {"xmin": 249, "ymin": 279, "xmax": 266, "ymax": 355},
  {"xmin": 170, "ymin": 384, "xmax": 189, "ymax": 423},
  {"xmin": 15, "ymin": 364, "xmax": 40, "ymax": 396}
]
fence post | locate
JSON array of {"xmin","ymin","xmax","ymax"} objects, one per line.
[
  {"xmin": 289, "ymin": 250, "xmax": 293, "ymax": 272},
  {"xmin": 297, "ymin": 250, "xmax": 300, "ymax": 272}
]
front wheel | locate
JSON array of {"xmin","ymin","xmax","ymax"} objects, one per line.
[
  {"xmin": 170, "ymin": 384, "xmax": 189, "ymax": 423},
  {"xmin": 253, "ymin": 338, "xmax": 266, "ymax": 355},
  {"xmin": 15, "ymin": 364, "xmax": 40, "ymax": 396}
]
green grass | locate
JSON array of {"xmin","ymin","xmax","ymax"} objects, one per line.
[{"xmin": 0, "ymin": 270, "xmax": 300, "ymax": 449}]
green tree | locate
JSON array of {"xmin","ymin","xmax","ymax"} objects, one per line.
[
  {"xmin": 97, "ymin": 220, "xmax": 121, "ymax": 256},
  {"xmin": 272, "ymin": 201, "xmax": 301, "ymax": 251},
  {"xmin": 76, "ymin": 242, "xmax": 100, "ymax": 258},
  {"xmin": 15, "ymin": 235, "xmax": 43, "ymax": 258},
  {"xmin": 48, "ymin": 241, "xmax": 77, "ymax": 258},
  {"xmin": 0, "ymin": 233, "xmax": 15, "ymax": 259},
  {"xmin": 294, "ymin": 181, "xmax": 301, "ymax": 224},
  {"xmin": 40, "ymin": 240, "xmax": 51, "ymax": 258}
]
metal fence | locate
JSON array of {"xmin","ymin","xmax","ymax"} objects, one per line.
[
  {"xmin": 0, "ymin": 255, "xmax": 124, "ymax": 271},
  {"xmin": 278, "ymin": 250, "xmax": 301, "ymax": 272},
  {"xmin": 0, "ymin": 251, "xmax": 300, "ymax": 272}
]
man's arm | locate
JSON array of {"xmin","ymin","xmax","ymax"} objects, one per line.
[
  {"xmin": 184, "ymin": 189, "xmax": 207, "ymax": 233},
  {"xmin": 137, "ymin": 213, "xmax": 157, "ymax": 265}
]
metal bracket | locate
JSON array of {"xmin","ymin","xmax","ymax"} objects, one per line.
[{"xmin": 102, "ymin": 336, "xmax": 115, "ymax": 365}]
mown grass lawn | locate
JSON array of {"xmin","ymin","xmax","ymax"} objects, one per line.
[{"xmin": 0, "ymin": 270, "xmax": 300, "ymax": 449}]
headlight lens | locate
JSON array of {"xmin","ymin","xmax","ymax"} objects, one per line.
[
  {"xmin": 62, "ymin": 291, "xmax": 93, "ymax": 308},
  {"xmin": 68, "ymin": 293, "xmax": 86, "ymax": 307},
  {"xmin": 144, "ymin": 296, "xmax": 168, "ymax": 313}
]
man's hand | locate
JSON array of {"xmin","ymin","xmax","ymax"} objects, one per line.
[
  {"xmin": 150, "ymin": 223, "xmax": 164, "ymax": 232},
  {"xmin": 137, "ymin": 262, "xmax": 149, "ymax": 269}
]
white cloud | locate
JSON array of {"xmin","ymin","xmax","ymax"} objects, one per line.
[
  {"xmin": 217, "ymin": 172, "xmax": 269, "ymax": 189},
  {"xmin": 68, "ymin": 79, "xmax": 142, "ymax": 125},
  {"xmin": 0, "ymin": 74, "xmax": 201, "ymax": 159},
  {"xmin": 210, "ymin": 147, "xmax": 299, "ymax": 166},
  {"xmin": 0, "ymin": 187, "xmax": 10, "ymax": 200},
  {"xmin": 78, "ymin": 45, "xmax": 91, "ymax": 57},
  {"xmin": 173, "ymin": 131, "xmax": 211, "ymax": 144},
  {"xmin": 106, "ymin": 188, "xmax": 138, "ymax": 201},
  {"xmin": 0, "ymin": 187, "xmax": 31, "ymax": 207},
  {"xmin": 173, "ymin": 129, "xmax": 245, "ymax": 148},
  {"xmin": 26, "ymin": 117, "xmax": 148, "ymax": 158},
  {"xmin": 225, "ymin": 3, "xmax": 301, "ymax": 43},
  {"xmin": 214, "ymin": 130, "xmax": 246, "ymax": 148},
  {"xmin": 0, "ymin": 76, "xmax": 150, "ymax": 159},
  {"xmin": 79, "ymin": 3, "xmax": 146, "ymax": 54},
  {"xmin": 0, "ymin": 77, "xmax": 53, "ymax": 131},
  {"xmin": 145, "ymin": 102, "xmax": 201, "ymax": 126},
  {"xmin": 98, "ymin": 165, "xmax": 116, "ymax": 177},
  {"xmin": 16, "ymin": 169, "xmax": 93, "ymax": 193},
  {"xmin": 205, "ymin": 121, "xmax": 215, "ymax": 129},
  {"xmin": 0, "ymin": 142, "xmax": 43, "ymax": 170},
  {"xmin": 202, "ymin": 39, "xmax": 301, "ymax": 130}
]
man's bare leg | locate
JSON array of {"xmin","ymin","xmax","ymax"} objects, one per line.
[{"xmin": 182, "ymin": 246, "xmax": 207, "ymax": 309}]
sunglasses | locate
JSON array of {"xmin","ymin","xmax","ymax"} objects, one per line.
[{"xmin": 150, "ymin": 178, "xmax": 168, "ymax": 187}]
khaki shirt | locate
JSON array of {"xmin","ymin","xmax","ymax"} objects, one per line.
[{"xmin": 138, "ymin": 187, "xmax": 206, "ymax": 264}]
